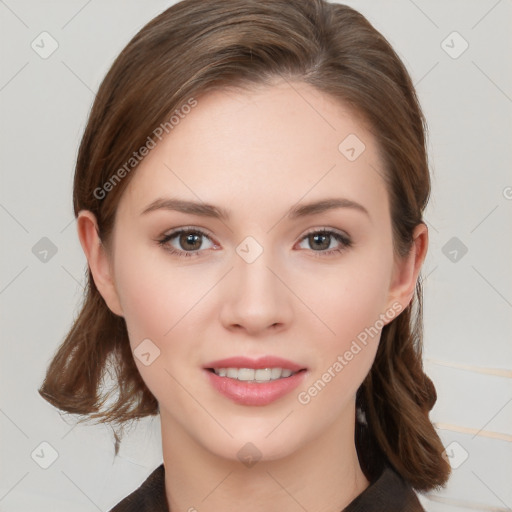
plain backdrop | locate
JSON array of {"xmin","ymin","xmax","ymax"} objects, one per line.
[{"xmin": 1, "ymin": 1, "xmax": 511, "ymax": 511}]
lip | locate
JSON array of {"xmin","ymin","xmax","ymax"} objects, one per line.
[
  {"xmin": 203, "ymin": 356, "xmax": 308, "ymax": 406},
  {"xmin": 203, "ymin": 356, "xmax": 306, "ymax": 373},
  {"xmin": 204, "ymin": 368, "xmax": 307, "ymax": 406}
]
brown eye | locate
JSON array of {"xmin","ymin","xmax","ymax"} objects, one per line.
[
  {"xmin": 308, "ymin": 232, "xmax": 331, "ymax": 251},
  {"xmin": 157, "ymin": 228, "xmax": 215, "ymax": 258},
  {"xmin": 297, "ymin": 229, "xmax": 352, "ymax": 256},
  {"xmin": 179, "ymin": 231, "xmax": 203, "ymax": 250}
]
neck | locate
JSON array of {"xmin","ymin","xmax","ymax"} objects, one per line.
[{"xmin": 160, "ymin": 407, "xmax": 369, "ymax": 512}]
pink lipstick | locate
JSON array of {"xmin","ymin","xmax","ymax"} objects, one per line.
[{"xmin": 203, "ymin": 356, "xmax": 307, "ymax": 406}]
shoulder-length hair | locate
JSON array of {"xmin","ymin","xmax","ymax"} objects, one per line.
[{"xmin": 39, "ymin": 0, "xmax": 450, "ymax": 490}]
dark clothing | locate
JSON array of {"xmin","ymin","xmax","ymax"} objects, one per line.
[{"xmin": 110, "ymin": 463, "xmax": 425, "ymax": 511}]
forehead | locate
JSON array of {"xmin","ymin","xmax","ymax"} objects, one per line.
[{"xmin": 117, "ymin": 80, "xmax": 388, "ymax": 224}]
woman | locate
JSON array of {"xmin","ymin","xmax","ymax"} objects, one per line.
[{"xmin": 39, "ymin": 0, "xmax": 451, "ymax": 510}]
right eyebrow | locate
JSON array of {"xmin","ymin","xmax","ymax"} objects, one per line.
[{"xmin": 141, "ymin": 198, "xmax": 231, "ymax": 220}]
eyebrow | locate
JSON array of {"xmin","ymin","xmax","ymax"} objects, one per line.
[{"xmin": 140, "ymin": 197, "xmax": 370, "ymax": 220}]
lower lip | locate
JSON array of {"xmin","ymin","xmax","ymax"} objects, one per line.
[{"xmin": 204, "ymin": 369, "xmax": 307, "ymax": 406}]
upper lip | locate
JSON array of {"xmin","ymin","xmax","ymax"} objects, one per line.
[{"xmin": 204, "ymin": 356, "xmax": 306, "ymax": 372}]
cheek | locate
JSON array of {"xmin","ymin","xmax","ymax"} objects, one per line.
[
  {"xmin": 297, "ymin": 251, "xmax": 393, "ymax": 345},
  {"xmin": 112, "ymin": 227, "xmax": 206, "ymax": 323},
  {"xmin": 299, "ymin": 270, "xmax": 387, "ymax": 415},
  {"xmin": 112, "ymin": 246, "xmax": 196, "ymax": 404},
  {"xmin": 298, "ymin": 247, "xmax": 392, "ymax": 404},
  {"xmin": 113, "ymin": 239, "xmax": 179, "ymax": 346},
  {"xmin": 297, "ymin": 339, "xmax": 377, "ymax": 432},
  {"xmin": 112, "ymin": 239, "xmax": 213, "ymax": 395}
]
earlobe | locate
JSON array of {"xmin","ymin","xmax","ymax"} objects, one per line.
[
  {"xmin": 76, "ymin": 210, "xmax": 124, "ymax": 317},
  {"xmin": 385, "ymin": 223, "xmax": 428, "ymax": 317}
]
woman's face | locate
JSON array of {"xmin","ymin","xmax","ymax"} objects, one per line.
[{"xmin": 93, "ymin": 80, "xmax": 419, "ymax": 461}]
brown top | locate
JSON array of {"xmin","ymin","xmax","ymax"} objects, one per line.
[{"xmin": 110, "ymin": 463, "xmax": 425, "ymax": 511}]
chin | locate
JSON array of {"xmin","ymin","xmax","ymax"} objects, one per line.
[{"xmin": 197, "ymin": 420, "xmax": 306, "ymax": 463}]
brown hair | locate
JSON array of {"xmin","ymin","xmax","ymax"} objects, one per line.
[{"xmin": 39, "ymin": 0, "xmax": 450, "ymax": 490}]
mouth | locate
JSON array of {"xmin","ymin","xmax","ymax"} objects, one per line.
[
  {"xmin": 203, "ymin": 358, "xmax": 308, "ymax": 406},
  {"xmin": 205, "ymin": 367, "xmax": 307, "ymax": 383},
  {"xmin": 203, "ymin": 356, "xmax": 308, "ymax": 384}
]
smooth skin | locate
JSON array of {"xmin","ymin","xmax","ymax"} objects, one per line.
[{"xmin": 78, "ymin": 80, "xmax": 427, "ymax": 512}]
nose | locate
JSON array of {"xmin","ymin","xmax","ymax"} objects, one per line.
[{"xmin": 219, "ymin": 244, "xmax": 293, "ymax": 335}]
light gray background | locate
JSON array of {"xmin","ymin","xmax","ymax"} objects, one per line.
[{"xmin": 1, "ymin": 1, "xmax": 511, "ymax": 511}]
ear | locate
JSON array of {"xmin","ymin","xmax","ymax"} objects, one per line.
[
  {"xmin": 76, "ymin": 210, "xmax": 124, "ymax": 317},
  {"xmin": 385, "ymin": 222, "xmax": 428, "ymax": 317}
]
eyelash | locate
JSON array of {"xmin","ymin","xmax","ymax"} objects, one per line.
[{"xmin": 156, "ymin": 227, "xmax": 353, "ymax": 259}]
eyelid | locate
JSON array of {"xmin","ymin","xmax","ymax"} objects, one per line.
[
  {"xmin": 296, "ymin": 226, "xmax": 353, "ymax": 253},
  {"xmin": 162, "ymin": 225, "xmax": 215, "ymax": 238},
  {"xmin": 300, "ymin": 226, "xmax": 349, "ymax": 238},
  {"xmin": 160, "ymin": 225, "xmax": 349, "ymax": 243},
  {"xmin": 160, "ymin": 226, "xmax": 218, "ymax": 248},
  {"xmin": 157, "ymin": 225, "xmax": 352, "ymax": 257}
]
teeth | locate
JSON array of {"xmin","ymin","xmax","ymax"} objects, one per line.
[
  {"xmin": 271, "ymin": 368, "xmax": 282, "ymax": 379},
  {"xmin": 212, "ymin": 367, "xmax": 297, "ymax": 382}
]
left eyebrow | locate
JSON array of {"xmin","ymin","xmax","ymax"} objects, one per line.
[
  {"xmin": 140, "ymin": 197, "xmax": 370, "ymax": 220},
  {"xmin": 287, "ymin": 198, "xmax": 370, "ymax": 220}
]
